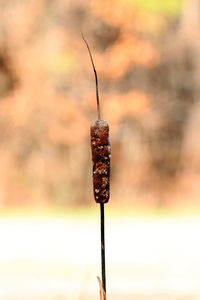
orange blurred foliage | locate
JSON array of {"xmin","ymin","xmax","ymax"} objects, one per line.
[{"xmin": 0, "ymin": 0, "xmax": 199, "ymax": 208}]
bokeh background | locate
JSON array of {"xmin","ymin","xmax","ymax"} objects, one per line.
[{"xmin": 1, "ymin": 0, "xmax": 200, "ymax": 299}]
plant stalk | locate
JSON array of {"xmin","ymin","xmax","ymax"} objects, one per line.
[{"xmin": 100, "ymin": 203, "xmax": 106, "ymax": 295}]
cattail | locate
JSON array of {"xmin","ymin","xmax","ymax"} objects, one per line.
[
  {"xmin": 91, "ymin": 120, "xmax": 111, "ymax": 203},
  {"xmin": 82, "ymin": 33, "xmax": 110, "ymax": 297}
]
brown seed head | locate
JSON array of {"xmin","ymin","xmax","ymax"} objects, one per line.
[{"xmin": 90, "ymin": 120, "xmax": 111, "ymax": 203}]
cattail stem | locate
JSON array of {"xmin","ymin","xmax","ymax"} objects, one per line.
[{"xmin": 100, "ymin": 203, "xmax": 106, "ymax": 294}]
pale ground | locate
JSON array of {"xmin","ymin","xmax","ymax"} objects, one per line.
[{"xmin": 0, "ymin": 214, "xmax": 200, "ymax": 300}]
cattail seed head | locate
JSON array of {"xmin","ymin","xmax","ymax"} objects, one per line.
[{"xmin": 91, "ymin": 120, "xmax": 111, "ymax": 203}]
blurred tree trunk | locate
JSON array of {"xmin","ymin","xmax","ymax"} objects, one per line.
[
  {"xmin": 147, "ymin": 0, "xmax": 200, "ymax": 207},
  {"xmin": 178, "ymin": 0, "xmax": 200, "ymax": 93},
  {"xmin": 179, "ymin": 0, "xmax": 200, "ymax": 45},
  {"xmin": 178, "ymin": 0, "xmax": 200, "ymax": 189}
]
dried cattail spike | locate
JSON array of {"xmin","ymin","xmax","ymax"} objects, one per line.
[
  {"xmin": 91, "ymin": 120, "xmax": 111, "ymax": 204},
  {"xmin": 82, "ymin": 34, "xmax": 109, "ymax": 294}
]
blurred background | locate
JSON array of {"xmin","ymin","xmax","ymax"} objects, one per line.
[{"xmin": 0, "ymin": 0, "xmax": 200, "ymax": 299}]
